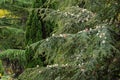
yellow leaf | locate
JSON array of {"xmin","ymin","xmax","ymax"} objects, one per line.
[
  {"xmin": 0, "ymin": 73, "xmax": 2, "ymax": 77},
  {"xmin": 0, "ymin": 9, "xmax": 10, "ymax": 18}
]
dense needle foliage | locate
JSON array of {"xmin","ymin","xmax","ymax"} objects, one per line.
[
  {"xmin": 0, "ymin": 0, "xmax": 120, "ymax": 80},
  {"xmin": 0, "ymin": 26, "xmax": 25, "ymax": 49}
]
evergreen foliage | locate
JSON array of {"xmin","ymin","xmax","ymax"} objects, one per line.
[
  {"xmin": 25, "ymin": 7, "xmax": 95, "ymax": 67},
  {"xmin": 44, "ymin": 0, "xmax": 79, "ymax": 9},
  {"xmin": 0, "ymin": 49, "xmax": 26, "ymax": 66},
  {"xmin": 25, "ymin": 45, "xmax": 44, "ymax": 68},
  {"xmin": 78, "ymin": 0, "xmax": 120, "ymax": 24},
  {"xmin": 20, "ymin": 24, "xmax": 120, "ymax": 80},
  {"xmin": 0, "ymin": 60, "xmax": 4, "ymax": 75},
  {"xmin": 26, "ymin": 0, "xmax": 55, "ymax": 45},
  {"xmin": 0, "ymin": 0, "xmax": 29, "ymax": 78},
  {"xmin": 0, "ymin": 17, "xmax": 20, "ymax": 26},
  {"xmin": 0, "ymin": 0, "xmax": 33, "ymax": 25},
  {"xmin": 1, "ymin": 0, "xmax": 120, "ymax": 80},
  {"xmin": 18, "ymin": 66, "xmax": 76, "ymax": 80},
  {"xmin": 0, "ymin": 26, "xmax": 25, "ymax": 50},
  {"xmin": 0, "ymin": 49, "xmax": 26, "ymax": 77},
  {"xmin": 26, "ymin": 9, "xmax": 43, "ymax": 45},
  {"xmin": 19, "ymin": 0, "xmax": 120, "ymax": 80},
  {"xmin": 43, "ymin": 6, "xmax": 95, "ymax": 34}
]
